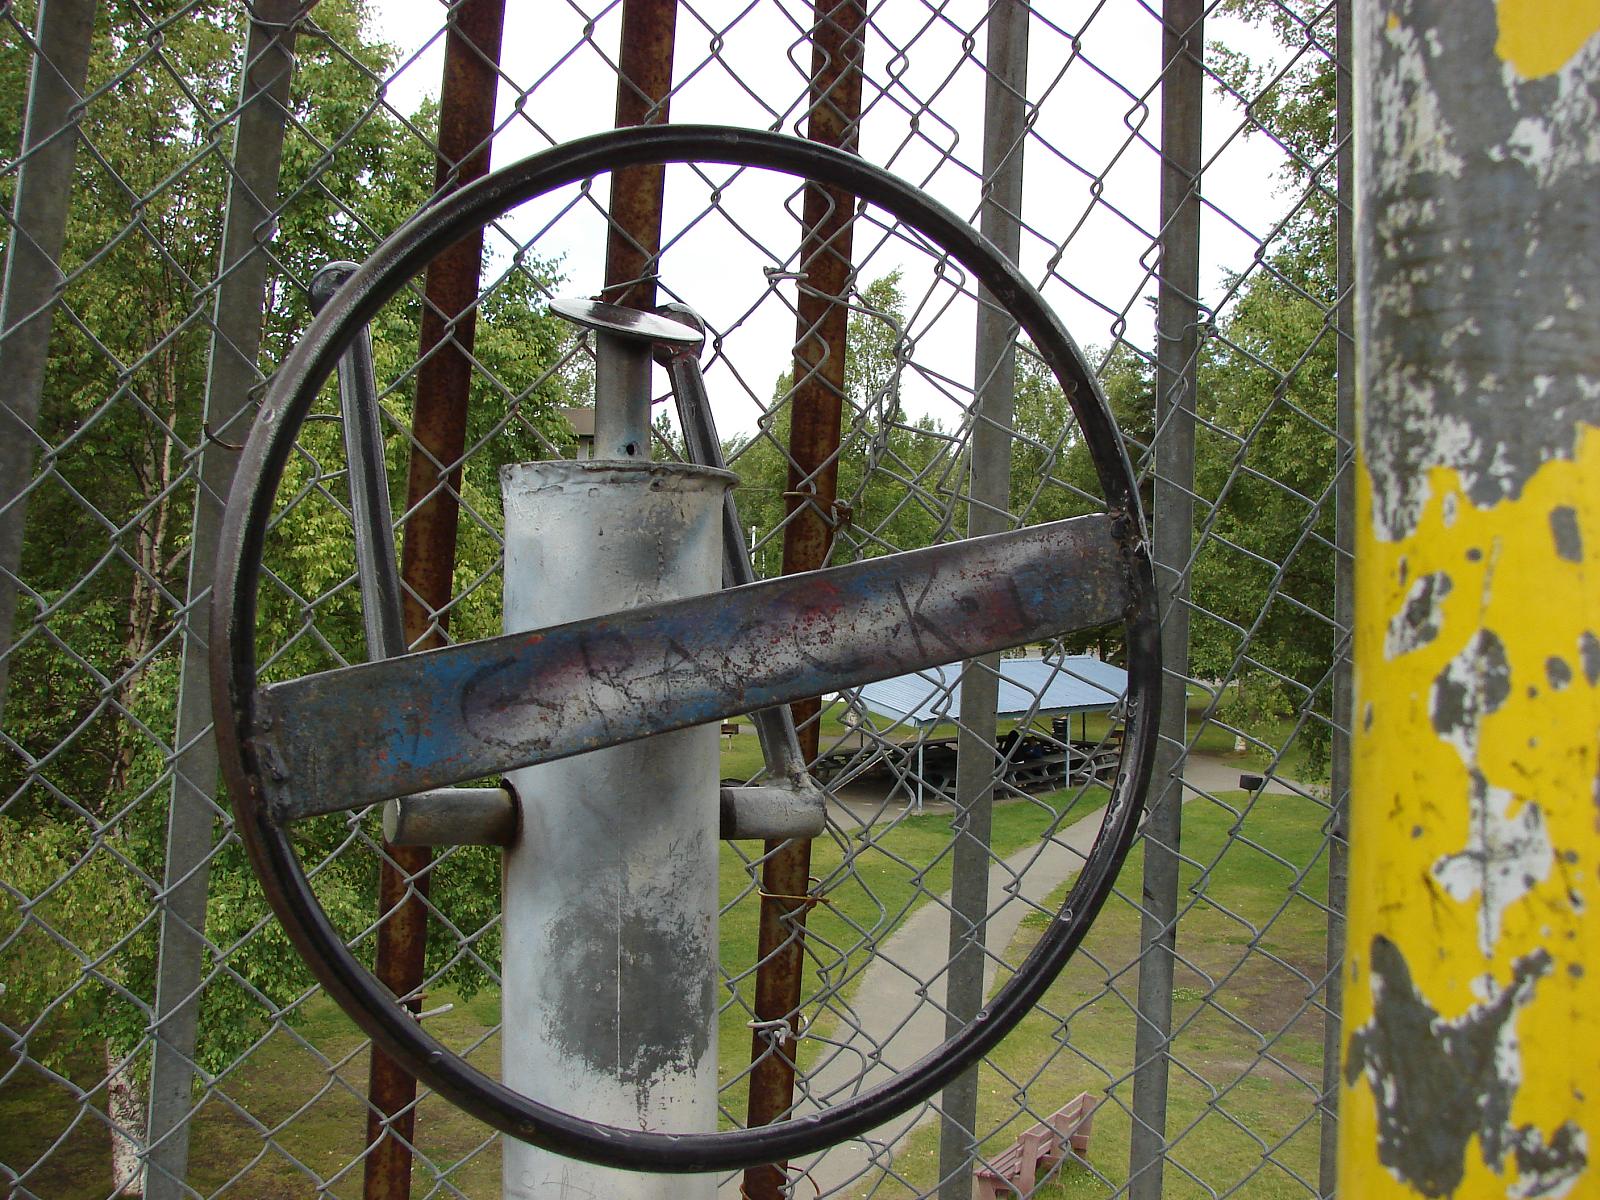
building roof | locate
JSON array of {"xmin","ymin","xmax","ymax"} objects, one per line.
[{"xmin": 849, "ymin": 654, "xmax": 1126, "ymax": 729}]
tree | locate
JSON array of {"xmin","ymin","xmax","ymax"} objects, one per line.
[
  {"xmin": 727, "ymin": 271, "xmax": 962, "ymax": 572},
  {"xmin": 0, "ymin": 4, "xmax": 575, "ymax": 1192},
  {"xmin": 1193, "ymin": 0, "xmax": 1342, "ymax": 769}
]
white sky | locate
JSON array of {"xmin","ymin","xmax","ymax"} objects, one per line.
[{"xmin": 363, "ymin": 1, "xmax": 1300, "ymax": 437}]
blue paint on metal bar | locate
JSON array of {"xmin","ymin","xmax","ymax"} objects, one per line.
[{"xmin": 253, "ymin": 513, "xmax": 1132, "ymax": 821}]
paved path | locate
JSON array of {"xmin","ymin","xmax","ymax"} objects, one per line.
[{"xmin": 720, "ymin": 753, "xmax": 1300, "ymax": 1198}]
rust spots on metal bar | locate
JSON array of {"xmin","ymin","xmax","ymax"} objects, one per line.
[
  {"xmin": 602, "ymin": 0, "xmax": 679, "ymax": 310},
  {"xmin": 363, "ymin": 3, "xmax": 506, "ymax": 1199},
  {"xmin": 255, "ymin": 514, "xmax": 1129, "ymax": 818},
  {"xmin": 744, "ymin": 3, "xmax": 867, "ymax": 1195}
]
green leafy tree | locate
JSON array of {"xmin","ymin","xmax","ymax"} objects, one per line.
[
  {"xmin": 728, "ymin": 271, "xmax": 961, "ymax": 572},
  {"xmin": 0, "ymin": 4, "xmax": 573, "ymax": 1192}
]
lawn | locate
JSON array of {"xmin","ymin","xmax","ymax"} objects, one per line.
[
  {"xmin": 2, "ymin": 695, "xmax": 1309, "ymax": 1198},
  {"xmin": 865, "ymin": 789, "xmax": 1334, "ymax": 1199},
  {"xmin": 0, "ymin": 777, "xmax": 1111, "ymax": 1198}
]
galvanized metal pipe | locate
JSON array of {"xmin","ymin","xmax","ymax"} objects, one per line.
[
  {"xmin": 1342, "ymin": 6, "xmax": 1599, "ymax": 1196},
  {"xmin": 0, "ymin": 0, "xmax": 96, "ymax": 726},
  {"xmin": 1128, "ymin": 1, "xmax": 1203, "ymax": 1195},
  {"xmin": 365, "ymin": 4, "xmax": 506, "ymax": 1198},
  {"xmin": 937, "ymin": 4, "xmax": 1030, "ymax": 1195},
  {"xmin": 144, "ymin": 10, "xmax": 300, "ymax": 1198},
  {"xmin": 743, "ymin": 5, "xmax": 867, "ymax": 1194},
  {"xmin": 591, "ymin": 332, "xmax": 654, "ymax": 460},
  {"xmin": 499, "ymin": 460, "xmax": 726, "ymax": 1200}
]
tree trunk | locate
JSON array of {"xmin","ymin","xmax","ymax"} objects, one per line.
[{"xmin": 104, "ymin": 1040, "xmax": 146, "ymax": 1197}]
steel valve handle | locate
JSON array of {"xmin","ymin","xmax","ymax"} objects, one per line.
[{"xmin": 211, "ymin": 125, "xmax": 1160, "ymax": 1172}]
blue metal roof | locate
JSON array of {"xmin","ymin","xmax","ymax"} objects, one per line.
[{"xmin": 848, "ymin": 655, "xmax": 1126, "ymax": 728}]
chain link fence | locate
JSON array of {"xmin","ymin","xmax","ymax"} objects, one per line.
[{"xmin": 0, "ymin": 0, "xmax": 1350, "ymax": 1196}]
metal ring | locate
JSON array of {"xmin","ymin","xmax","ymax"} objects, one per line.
[{"xmin": 211, "ymin": 124, "xmax": 1160, "ymax": 1173}]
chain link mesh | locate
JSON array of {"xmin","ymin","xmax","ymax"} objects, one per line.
[{"xmin": 1, "ymin": 0, "xmax": 1349, "ymax": 1195}]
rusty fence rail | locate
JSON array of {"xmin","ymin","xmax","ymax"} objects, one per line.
[{"xmin": 0, "ymin": 1, "xmax": 1358, "ymax": 1197}]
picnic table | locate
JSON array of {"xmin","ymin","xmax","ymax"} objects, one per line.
[
  {"xmin": 810, "ymin": 729, "xmax": 1119, "ymax": 804},
  {"xmin": 974, "ymin": 1092, "xmax": 1100, "ymax": 1198}
]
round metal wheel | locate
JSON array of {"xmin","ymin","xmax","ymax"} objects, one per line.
[{"xmin": 211, "ymin": 124, "xmax": 1160, "ymax": 1173}]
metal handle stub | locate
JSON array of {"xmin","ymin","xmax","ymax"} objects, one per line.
[{"xmin": 382, "ymin": 786, "xmax": 519, "ymax": 847}]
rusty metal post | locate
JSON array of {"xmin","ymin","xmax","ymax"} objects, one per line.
[
  {"xmin": 936, "ymin": 4, "xmax": 1029, "ymax": 1197},
  {"xmin": 144, "ymin": 8, "xmax": 301, "ymax": 1198},
  {"xmin": 602, "ymin": 0, "xmax": 678, "ymax": 310},
  {"xmin": 361, "ymin": 4, "xmax": 505, "ymax": 1199},
  {"xmin": 1341, "ymin": 4, "xmax": 1599, "ymax": 1197},
  {"xmin": 1128, "ymin": 0, "xmax": 1202, "ymax": 1196},
  {"xmin": 0, "ymin": 0, "xmax": 96, "ymax": 726},
  {"xmin": 742, "ymin": 3, "xmax": 866, "ymax": 1197}
]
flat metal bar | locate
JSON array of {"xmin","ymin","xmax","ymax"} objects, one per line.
[
  {"xmin": 252, "ymin": 514, "xmax": 1130, "ymax": 821},
  {"xmin": 938, "ymin": 3, "xmax": 1030, "ymax": 1195},
  {"xmin": 0, "ymin": 0, "xmax": 98, "ymax": 724},
  {"xmin": 1128, "ymin": 1, "xmax": 1203, "ymax": 1195},
  {"xmin": 144, "ymin": 7, "xmax": 301, "ymax": 1198}
]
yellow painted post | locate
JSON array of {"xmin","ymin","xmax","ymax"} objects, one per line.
[{"xmin": 1343, "ymin": 3, "xmax": 1600, "ymax": 1197}]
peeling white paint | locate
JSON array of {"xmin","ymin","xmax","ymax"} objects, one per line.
[
  {"xmin": 1501, "ymin": 36, "xmax": 1600, "ymax": 187},
  {"xmin": 1433, "ymin": 779, "xmax": 1553, "ymax": 955},
  {"xmin": 1375, "ymin": 19, "xmax": 1465, "ymax": 189}
]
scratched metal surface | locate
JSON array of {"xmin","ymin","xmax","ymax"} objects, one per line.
[
  {"xmin": 252, "ymin": 514, "xmax": 1130, "ymax": 821},
  {"xmin": 0, "ymin": 2, "xmax": 1361, "ymax": 1197}
]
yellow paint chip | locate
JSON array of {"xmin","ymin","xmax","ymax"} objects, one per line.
[
  {"xmin": 1496, "ymin": 0, "xmax": 1600, "ymax": 78},
  {"xmin": 1343, "ymin": 429, "xmax": 1600, "ymax": 1196}
]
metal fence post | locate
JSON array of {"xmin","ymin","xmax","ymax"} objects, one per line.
[
  {"xmin": 144, "ymin": 6, "xmax": 301, "ymax": 1198},
  {"xmin": 1317, "ymin": 2, "xmax": 1354, "ymax": 1194},
  {"xmin": 1342, "ymin": 4, "xmax": 1599, "ymax": 1196},
  {"xmin": 602, "ymin": 0, "xmax": 677, "ymax": 311},
  {"xmin": 742, "ymin": 4, "xmax": 867, "ymax": 1196},
  {"xmin": 1128, "ymin": 1, "xmax": 1202, "ymax": 1195},
  {"xmin": 935, "ymin": 4, "xmax": 1029, "ymax": 1196},
  {"xmin": 0, "ymin": 0, "xmax": 97, "ymax": 725},
  {"xmin": 363, "ymin": 4, "xmax": 506, "ymax": 1198}
]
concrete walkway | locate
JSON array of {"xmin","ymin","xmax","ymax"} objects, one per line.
[{"xmin": 720, "ymin": 752, "xmax": 1300, "ymax": 1198}]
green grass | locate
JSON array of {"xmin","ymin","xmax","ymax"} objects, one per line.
[
  {"xmin": 867, "ymin": 790, "xmax": 1333, "ymax": 1199},
  {"xmin": 2, "ymin": 708, "xmax": 1309, "ymax": 1197},
  {"xmin": 0, "ymin": 782, "xmax": 1109, "ymax": 1197},
  {"xmin": 714, "ymin": 783, "xmax": 1110, "ymax": 1122}
]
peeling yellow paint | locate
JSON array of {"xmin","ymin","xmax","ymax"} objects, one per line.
[
  {"xmin": 1342, "ymin": 428, "xmax": 1600, "ymax": 1196},
  {"xmin": 1496, "ymin": 0, "xmax": 1600, "ymax": 78}
]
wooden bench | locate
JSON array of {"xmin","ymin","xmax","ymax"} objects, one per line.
[{"xmin": 973, "ymin": 1092, "xmax": 1100, "ymax": 1198}]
